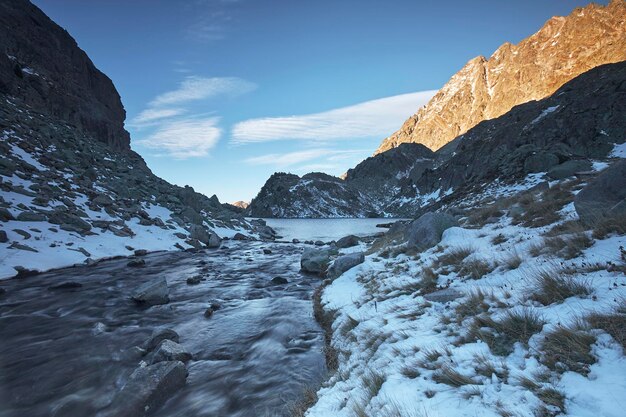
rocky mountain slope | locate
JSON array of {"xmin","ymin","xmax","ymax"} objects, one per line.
[
  {"xmin": 0, "ymin": 0, "xmax": 256, "ymax": 279},
  {"xmin": 375, "ymin": 0, "xmax": 626, "ymax": 155},
  {"xmin": 247, "ymin": 144, "xmax": 436, "ymax": 218},
  {"xmin": 248, "ymin": 61, "xmax": 626, "ymax": 218}
]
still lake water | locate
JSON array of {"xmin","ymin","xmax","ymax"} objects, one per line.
[{"xmin": 256, "ymin": 218, "xmax": 405, "ymax": 242}]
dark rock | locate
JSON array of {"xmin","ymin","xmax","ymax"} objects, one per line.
[
  {"xmin": 204, "ymin": 308, "xmax": 214, "ymax": 318},
  {"xmin": 16, "ymin": 211, "xmax": 47, "ymax": 221},
  {"xmin": 12, "ymin": 228, "xmax": 31, "ymax": 239},
  {"xmin": 8, "ymin": 242, "xmax": 38, "ymax": 252},
  {"xmin": 263, "ymin": 248, "xmax": 272, "ymax": 255},
  {"xmin": 150, "ymin": 340, "xmax": 192, "ymax": 364},
  {"xmin": 48, "ymin": 281, "xmax": 83, "ymax": 290},
  {"xmin": 134, "ymin": 249, "xmax": 148, "ymax": 257},
  {"xmin": 547, "ymin": 159, "xmax": 593, "ymax": 180},
  {"xmin": 186, "ymin": 275, "xmax": 202, "ymax": 285},
  {"xmin": 270, "ymin": 276, "xmax": 288, "ymax": 285},
  {"xmin": 292, "ymin": 238, "xmax": 300, "ymax": 244},
  {"xmin": 110, "ymin": 361, "xmax": 187, "ymax": 417},
  {"xmin": 336, "ymin": 234, "xmax": 359, "ymax": 248},
  {"xmin": 233, "ymin": 233, "xmax": 248, "ymax": 240},
  {"xmin": 144, "ymin": 329, "xmax": 180, "ymax": 351},
  {"xmin": 327, "ymin": 252, "xmax": 365, "ymax": 279},
  {"xmin": 0, "ymin": 230, "xmax": 7, "ymax": 243},
  {"xmin": 127, "ymin": 258, "xmax": 146, "ymax": 268},
  {"xmin": 314, "ymin": 240, "xmax": 324, "ymax": 246},
  {"xmin": 575, "ymin": 159, "xmax": 626, "ymax": 224},
  {"xmin": 131, "ymin": 278, "xmax": 169, "ymax": 306},
  {"xmin": 524, "ymin": 152, "xmax": 559, "ymax": 173},
  {"xmin": 0, "ymin": 208, "xmax": 14, "ymax": 222}
]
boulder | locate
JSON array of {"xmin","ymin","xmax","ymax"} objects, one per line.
[
  {"xmin": 206, "ymin": 232, "xmax": 221, "ymax": 248},
  {"xmin": 144, "ymin": 329, "xmax": 180, "ymax": 351},
  {"xmin": 258, "ymin": 226, "xmax": 276, "ymax": 241},
  {"xmin": 131, "ymin": 278, "xmax": 169, "ymax": 306},
  {"xmin": 547, "ymin": 159, "xmax": 593, "ymax": 180},
  {"xmin": 233, "ymin": 233, "xmax": 248, "ymax": 240},
  {"xmin": 327, "ymin": 252, "xmax": 365, "ymax": 279},
  {"xmin": 0, "ymin": 208, "xmax": 15, "ymax": 222},
  {"xmin": 16, "ymin": 211, "xmax": 47, "ymax": 221},
  {"xmin": 524, "ymin": 152, "xmax": 559, "ymax": 173},
  {"xmin": 0, "ymin": 230, "xmax": 7, "ymax": 243},
  {"xmin": 134, "ymin": 249, "xmax": 148, "ymax": 257},
  {"xmin": 575, "ymin": 159, "xmax": 626, "ymax": 224},
  {"xmin": 110, "ymin": 361, "xmax": 187, "ymax": 417},
  {"xmin": 300, "ymin": 247, "xmax": 337, "ymax": 275},
  {"xmin": 336, "ymin": 234, "xmax": 360, "ymax": 248},
  {"xmin": 47, "ymin": 281, "xmax": 82, "ymax": 291},
  {"xmin": 49, "ymin": 210, "xmax": 91, "ymax": 232},
  {"xmin": 150, "ymin": 340, "xmax": 192, "ymax": 364},
  {"xmin": 189, "ymin": 225, "xmax": 210, "ymax": 245},
  {"xmin": 405, "ymin": 212, "xmax": 458, "ymax": 251},
  {"xmin": 263, "ymin": 248, "xmax": 272, "ymax": 255},
  {"xmin": 186, "ymin": 275, "xmax": 202, "ymax": 285}
]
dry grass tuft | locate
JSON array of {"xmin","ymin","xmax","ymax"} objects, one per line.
[
  {"xmin": 510, "ymin": 184, "xmax": 573, "ymax": 228},
  {"xmin": 419, "ymin": 266, "xmax": 439, "ymax": 294},
  {"xmin": 458, "ymin": 258, "xmax": 496, "ymax": 280},
  {"xmin": 469, "ymin": 309, "xmax": 544, "ymax": 356},
  {"xmin": 491, "ymin": 233, "xmax": 508, "ymax": 245},
  {"xmin": 288, "ymin": 386, "xmax": 319, "ymax": 417},
  {"xmin": 590, "ymin": 212, "xmax": 626, "ymax": 239},
  {"xmin": 312, "ymin": 283, "xmax": 338, "ymax": 372},
  {"xmin": 545, "ymin": 232, "xmax": 594, "ymax": 260},
  {"xmin": 466, "ymin": 204, "xmax": 505, "ymax": 227},
  {"xmin": 362, "ymin": 371, "xmax": 386, "ymax": 399},
  {"xmin": 541, "ymin": 325, "xmax": 596, "ymax": 375},
  {"xmin": 587, "ymin": 302, "xmax": 626, "ymax": 349},
  {"xmin": 432, "ymin": 365, "xmax": 479, "ymax": 387},
  {"xmin": 530, "ymin": 269, "xmax": 592, "ymax": 306},
  {"xmin": 455, "ymin": 290, "xmax": 490, "ymax": 323},
  {"xmin": 433, "ymin": 246, "xmax": 474, "ymax": 270},
  {"xmin": 503, "ymin": 250, "xmax": 523, "ymax": 270},
  {"xmin": 473, "ymin": 353, "xmax": 509, "ymax": 381}
]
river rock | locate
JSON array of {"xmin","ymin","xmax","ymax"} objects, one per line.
[
  {"xmin": 144, "ymin": 329, "xmax": 180, "ymax": 351},
  {"xmin": 405, "ymin": 212, "xmax": 458, "ymax": 251},
  {"xmin": 336, "ymin": 234, "xmax": 360, "ymax": 248},
  {"xmin": 263, "ymin": 248, "xmax": 272, "ymax": 255},
  {"xmin": 327, "ymin": 252, "xmax": 365, "ymax": 279},
  {"xmin": 270, "ymin": 276, "xmax": 288, "ymax": 285},
  {"xmin": 186, "ymin": 275, "xmax": 202, "ymax": 285},
  {"xmin": 150, "ymin": 340, "xmax": 192, "ymax": 364},
  {"xmin": 233, "ymin": 233, "xmax": 248, "ymax": 240},
  {"xmin": 300, "ymin": 247, "xmax": 336, "ymax": 275},
  {"xmin": 131, "ymin": 278, "xmax": 169, "ymax": 306},
  {"xmin": 0, "ymin": 230, "xmax": 7, "ymax": 243},
  {"xmin": 47, "ymin": 281, "xmax": 83, "ymax": 291},
  {"xmin": 127, "ymin": 258, "xmax": 146, "ymax": 267},
  {"xmin": 110, "ymin": 361, "xmax": 187, "ymax": 417},
  {"xmin": 575, "ymin": 159, "xmax": 626, "ymax": 224},
  {"xmin": 206, "ymin": 231, "xmax": 221, "ymax": 248},
  {"xmin": 134, "ymin": 249, "xmax": 148, "ymax": 257}
]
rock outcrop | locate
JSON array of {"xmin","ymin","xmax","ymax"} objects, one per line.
[
  {"xmin": 0, "ymin": 0, "xmax": 131, "ymax": 151},
  {"xmin": 376, "ymin": 0, "xmax": 626, "ymax": 155}
]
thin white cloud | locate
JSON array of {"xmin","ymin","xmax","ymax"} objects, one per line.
[
  {"xmin": 137, "ymin": 118, "xmax": 221, "ymax": 159},
  {"xmin": 231, "ymin": 90, "xmax": 437, "ymax": 144},
  {"xmin": 244, "ymin": 148, "xmax": 367, "ymax": 168},
  {"xmin": 131, "ymin": 108, "xmax": 186, "ymax": 126},
  {"xmin": 150, "ymin": 76, "xmax": 256, "ymax": 106}
]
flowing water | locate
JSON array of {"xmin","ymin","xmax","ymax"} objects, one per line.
[{"xmin": 0, "ymin": 241, "xmax": 326, "ymax": 417}]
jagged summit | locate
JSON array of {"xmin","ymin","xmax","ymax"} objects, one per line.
[{"xmin": 375, "ymin": 0, "xmax": 626, "ymax": 155}]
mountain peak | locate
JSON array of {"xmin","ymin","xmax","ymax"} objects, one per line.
[{"xmin": 375, "ymin": 0, "xmax": 626, "ymax": 155}]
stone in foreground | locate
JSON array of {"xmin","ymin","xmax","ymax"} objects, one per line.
[
  {"xmin": 131, "ymin": 278, "xmax": 170, "ymax": 306},
  {"xmin": 151, "ymin": 339, "xmax": 192, "ymax": 364},
  {"xmin": 575, "ymin": 159, "xmax": 626, "ymax": 224},
  {"xmin": 300, "ymin": 247, "xmax": 337, "ymax": 275},
  {"xmin": 144, "ymin": 329, "xmax": 180, "ymax": 351},
  {"xmin": 405, "ymin": 212, "xmax": 458, "ymax": 251},
  {"xmin": 108, "ymin": 361, "xmax": 187, "ymax": 417},
  {"xmin": 327, "ymin": 252, "xmax": 365, "ymax": 279},
  {"xmin": 423, "ymin": 288, "xmax": 463, "ymax": 303}
]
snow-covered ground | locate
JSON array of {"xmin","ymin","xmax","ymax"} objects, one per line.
[{"xmin": 307, "ymin": 176, "xmax": 626, "ymax": 417}]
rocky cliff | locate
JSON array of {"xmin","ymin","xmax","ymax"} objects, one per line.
[
  {"xmin": 0, "ymin": 0, "xmax": 254, "ymax": 278},
  {"xmin": 0, "ymin": 0, "xmax": 132, "ymax": 151},
  {"xmin": 376, "ymin": 0, "xmax": 626, "ymax": 155}
]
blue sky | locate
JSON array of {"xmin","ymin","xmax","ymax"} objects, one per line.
[{"xmin": 33, "ymin": 0, "xmax": 600, "ymax": 203}]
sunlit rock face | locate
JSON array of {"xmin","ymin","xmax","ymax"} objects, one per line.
[{"xmin": 375, "ymin": 0, "xmax": 626, "ymax": 155}]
